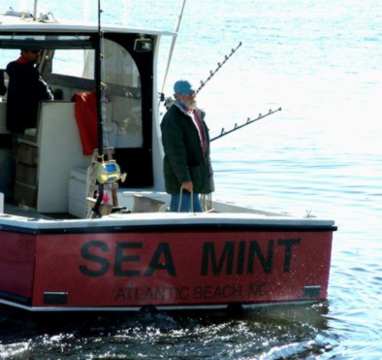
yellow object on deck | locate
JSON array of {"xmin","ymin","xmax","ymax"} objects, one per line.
[{"xmin": 94, "ymin": 160, "xmax": 123, "ymax": 184}]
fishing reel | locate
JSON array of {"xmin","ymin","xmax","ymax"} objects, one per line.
[
  {"xmin": 94, "ymin": 159, "xmax": 126, "ymax": 185},
  {"xmin": 89, "ymin": 156, "xmax": 127, "ymax": 218},
  {"xmin": 164, "ymin": 96, "xmax": 175, "ymax": 110}
]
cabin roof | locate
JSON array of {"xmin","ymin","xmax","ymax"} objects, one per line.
[{"xmin": 0, "ymin": 20, "xmax": 175, "ymax": 37}]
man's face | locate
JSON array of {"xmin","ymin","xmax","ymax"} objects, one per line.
[
  {"xmin": 22, "ymin": 50, "xmax": 41, "ymax": 63},
  {"xmin": 179, "ymin": 92, "xmax": 196, "ymax": 109}
]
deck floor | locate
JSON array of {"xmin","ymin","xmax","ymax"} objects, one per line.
[{"xmin": 3, "ymin": 203, "xmax": 74, "ymax": 220}]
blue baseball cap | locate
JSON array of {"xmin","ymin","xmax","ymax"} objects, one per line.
[{"xmin": 173, "ymin": 80, "xmax": 195, "ymax": 96}]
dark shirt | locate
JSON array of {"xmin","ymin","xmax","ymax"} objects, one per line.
[{"xmin": 6, "ymin": 58, "xmax": 53, "ymax": 133}]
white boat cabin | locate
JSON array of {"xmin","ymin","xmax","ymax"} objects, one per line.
[
  {"xmin": 0, "ymin": 21, "xmax": 177, "ymax": 218},
  {"xmin": 0, "ymin": 18, "xmax": 285, "ymax": 220}
]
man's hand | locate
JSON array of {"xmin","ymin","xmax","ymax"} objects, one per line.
[{"xmin": 181, "ymin": 181, "xmax": 193, "ymax": 193}]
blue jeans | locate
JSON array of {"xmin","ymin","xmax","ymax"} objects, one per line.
[{"xmin": 170, "ymin": 191, "xmax": 202, "ymax": 212}]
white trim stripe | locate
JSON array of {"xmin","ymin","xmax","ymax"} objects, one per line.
[
  {"xmin": 0, "ymin": 299, "xmax": 317, "ymax": 312},
  {"xmin": 0, "ymin": 212, "xmax": 335, "ymax": 230}
]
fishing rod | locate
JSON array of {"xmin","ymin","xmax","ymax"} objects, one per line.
[
  {"xmin": 162, "ymin": 41, "xmax": 243, "ymax": 109},
  {"xmin": 195, "ymin": 41, "xmax": 242, "ymax": 95},
  {"xmin": 92, "ymin": 0, "xmax": 105, "ymax": 218},
  {"xmin": 95, "ymin": 0, "xmax": 104, "ymax": 158},
  {"xmin": 193, "ymin": 42, "xmax": 282, "ymax": 142},
  {"xmin": 210, "ymin": 107, "xmax": 282, "ymax": 142},
  {"xmin": 92, "ymin": 0, "xmax": 124, "ymax": 218},
  {"xmin": 160, "ymin": 38, "xmax": 281, "ymax": 140}
]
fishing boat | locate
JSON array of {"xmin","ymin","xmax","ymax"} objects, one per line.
[{"xmin": 0, "ymin": 5, "xmax": 336, "ymax": 312}]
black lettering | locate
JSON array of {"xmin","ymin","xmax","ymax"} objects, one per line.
[
  {"xmin": 247, "ymin": 240, "xmax": 274, "ymax": 274},
  {"xmin": 213, "ymin": 285, "xmax": 223, "ymax": 298},
  {"xmin": 236, "ymin": 241, "xmax": 246, "ymax": 275},
  {"xmin": 114, "ymin": 242, "xmax": 142, "ymax": 277},
  {"xmin": 144, "ymin": 287, "xmax": 154, "ymax": 299},
  {"xmin": 114, "ymin": 288, "xmax": 126, "ymax": 301},
  {"xmin": 144, "ymin": 243, "xmax": 176, "ymax": 276},
  {"xmin": 79, "ymin": 240, "xmax": 109, "ymax": 277},
  {"xmin": 230, "ymin": 284, "xmax": 243, "ymax": 297},
  {"xmin": 151, "ymin": 287, "xmax": 165, "ymax": 300},
  {"xmin": 193, "ymin": 286, "xmax": 202, "ymax": 299},
  {"xmin": 247, "ymin": 282, "xmax": 266, "ymax": 296},
  {"xmin": 222, "ymin": 285, "xmax": 236, "ymax": 298},
  {"xmin": 201, "ymin": 241, "xmax": 234, "ymax": 275},
  {"xmin": 278, "ymin": 238, "xmax": 301, "ymax": 272},
  {"xmin": 204, "ymin": 286, "xmax": 214, "ymax": 299},
  {"xmin": 176, "ymin": 287, "xmax": 189, "ymax": 301}
]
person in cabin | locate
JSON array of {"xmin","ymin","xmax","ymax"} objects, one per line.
[
  {"xmin": 5, "ymin": 47, "xmax": 53, "ymax": 134},
  {"xmin": 161, "ymin": 80, "xmax": 214, "ymax": 212}
]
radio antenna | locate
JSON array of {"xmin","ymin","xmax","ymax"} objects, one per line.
[{"xmin": 33, "ymin": 0, "xmax": 38, "ymax": 20}]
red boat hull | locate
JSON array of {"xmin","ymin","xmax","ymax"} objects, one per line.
[{"xmin": 0, "ymin": 222, "xmax": 334, "ymax": 311}]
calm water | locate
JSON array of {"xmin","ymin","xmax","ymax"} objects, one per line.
[{"xmin": 1, "ymin": 0, "xmax": 382, "ymax": 358}]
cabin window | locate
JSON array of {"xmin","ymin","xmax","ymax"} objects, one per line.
[
  {"xmin": 52, "ymin": 49, "xmax": 94, "ymax": 79},
  {"xmin": 82, "ymin": 39, "xmax": 143, "ymax": 149},
  {"xmin": 0, "ymin": 36, "xmax": 143, "ymax": 149},
  {"xmin": 0, "ymin": 49, "xmax": 21, "ymax": 70},
  {"xmin": 103, "ymin": 39, "xmax": 143, "ymax": 149}
]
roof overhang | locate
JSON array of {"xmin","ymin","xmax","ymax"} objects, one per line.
[{"xmin": 0, "ymin": 21, "xmax": 175, "ymax": 37}]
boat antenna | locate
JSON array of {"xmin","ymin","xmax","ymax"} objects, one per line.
[
  {"xmin": 33, "ymin": 0, "xmax": 38, "ymax": 20},
  {"xmin": 195, "ymin": 41, "xmax": 242, "ymax": 95},
  {"xmin": 160, "ymin": 0, "xmax": 187, "ymax": 95},
  {"xmin": 210, "ymin": 107, "xmax": 282, "ymax": 142}
]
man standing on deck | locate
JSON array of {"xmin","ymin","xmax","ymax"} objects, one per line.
[
  {"xmin": 161, "ymin": 80, "xmax": 214, "ymax": 212},
  {"xmin": 6, "ymin": 47, "xmax": 53, "ymax": 134}
]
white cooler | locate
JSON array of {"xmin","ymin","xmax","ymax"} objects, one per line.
[{"xmin": 68, "ymin": 168, "xmax": 88, "ymax": 218}]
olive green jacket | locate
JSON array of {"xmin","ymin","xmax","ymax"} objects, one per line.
[{"xmin": 160, "ymin": 103, "xmax": 214, "ymax": 194}]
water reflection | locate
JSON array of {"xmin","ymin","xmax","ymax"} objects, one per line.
[{"xmin": 0, "ymin": 303, "xmax": 335, "ymax": 359}]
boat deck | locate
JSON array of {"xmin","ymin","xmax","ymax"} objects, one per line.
[
  {"xmin": 4, "ymin": 203, "xmax": 76, "ymax": 220},
  {"xmin": 2, "ymin": 189, "xmax": 286, "ymax": 221}
]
